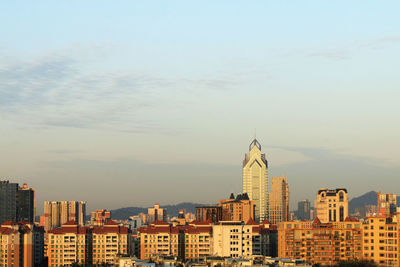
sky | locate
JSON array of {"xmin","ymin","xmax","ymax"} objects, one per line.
[{"xmin": 0, "ymin": 1, "xmax": 399, "ymax": 214}]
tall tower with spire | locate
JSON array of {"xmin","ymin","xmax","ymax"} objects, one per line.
[{"xmin": 242, "ymin": 138, "xmax": 268, "ymax": 222}]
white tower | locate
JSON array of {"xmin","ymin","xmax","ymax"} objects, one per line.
[{"xmin": 242, "ymin": 138, "xmax": 268, "ymax": 222}]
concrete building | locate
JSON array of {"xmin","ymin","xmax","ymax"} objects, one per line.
[
  {"xmin": 44, "ymin": 201, "xmax": 86, "ymax": 231},
  {"xmin": 92, "ymin": 220, "xmax": 131, "ymax": 265},
  {"xmin": 196, "ymin": 206, "xmax": 222, "ymax": 223},
  {"xmin": 212, "ymin": 220, "xmax": 277, "ymax": 258},
  {"xmin": 219, "ymin": 193, "xmax": 255, "ymax": 222},
  {"xmin": 183, "ymin": 221, "xmax": 212, "ymax": 260},
  {"xmin": 377, "ymin": 192, "xmax": 397, "ymax": 217},
  {"xmin": 278, "ymin": 217, "xmax": 362, "ymax": 265},
  {"xmin": 47, "ymin": 220, "xmax": 130, "ymax": 266},
  {"xmin": 362, "ymin": 215, "xmax": 400, "ymax": 266},
  {"xmin": 242, "ymin": 138, "xmax": 268, "ymax": 222},
  {"xmin": 0, "ymin": 181, "xmax": 35, "ymax": 225},
  {"xmin": 268, "ymin": 177, "xmax": 289, "ymax": 225},
  {"xmin": 138, "ymin": 220, "xmax": 181, "ymax": 260},
  {"xmin": 138, "ymin": 219, "xmax": 277, "ymax": 261},
  {"xmin": 315, "ymin": 188, "xmax": 348, "ymax": 223},
  {"xmin": 147, "ymin": 203, "xmax": 167, "ymax": 224},
  {"xmin": 297, "ymin": 199, "xmax": 311, "ymax": 220},
  {"xmin": 90, "ymin": 209, "xmax": 111, "ymax": 226},
  {"xmin": 0, "ymin": 220, "xmax": 44, "ymax": 267}
]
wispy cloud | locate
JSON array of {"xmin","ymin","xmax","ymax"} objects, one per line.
[
  {"xmin": 0, "ymin": 48, "xmax": 239, "ymax": 133},
  {"xmin": 306, "ymin": 34, "xmax": 400, "ymax": 60}
]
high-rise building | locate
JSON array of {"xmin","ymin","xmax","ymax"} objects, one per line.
[
  {"xmin": 147, "ymin": 203, "xmax": 167, "ymax": 223},
  {"xmin": 242, "ymin": 138, "xmax": 268, "ymax": 222},
  {"xmin": 297, "ymin": 199, "xmax": 311, "ymax": 220},
  {"xmin": 0, "ymin": 181, "xmax": 35, "ymax": 224},
  {"xmin": 44, "ymin": 201, "xmax": 86, "ymax": 231},
  {"xmin": 90, "ymin": 209, "xmax": 111, "ymax": 226},
  {"xmin": 315, "ymin": 188, "xmax": 348, "ymax": 223},
  {"xmin": 195, "ymin": 206, "xmax": 222, "ymax": 223},
  {"xmin": 218, "ymin": 193, "xmax": 255, "ymax": 222},
  {"xmin": 268, "ymin": 177, "xmax": 289, "ymax": 224},
  {"xmin": 377, "ymin": 192, "xmax": 397, "ymax": 217}
]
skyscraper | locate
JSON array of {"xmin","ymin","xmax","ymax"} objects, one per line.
[
  {"xmin": 242, "ymin": 138, "xmax": 268, "ymax": 222},
  {"xmin": 44, "ymin": 201, "xmax": 86, "ymax": 231},
  {"xmin": 268, "ymin": 176, "xmax": 289, "ymax": 224},
  {"xmin": 297, "ymin": 199, "xmax": 311, "ymax": 220},
  {"xmin": 0, "ymin": 180, "xmax": 35, "ymax": 224}
]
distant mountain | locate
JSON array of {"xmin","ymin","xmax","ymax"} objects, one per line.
[
  {"xmin": 349, "ymin": 191, "xmax": 377, "ymax": 213},
  {"xmin": 110, "ymin": 202, "xmax": 205, "ymax": 220}
]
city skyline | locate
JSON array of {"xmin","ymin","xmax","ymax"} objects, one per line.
[{"xmin": 1, "ymin": 1, "xmax": 400, "ymax": 213}]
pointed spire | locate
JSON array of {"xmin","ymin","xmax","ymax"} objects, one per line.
[{"xmin": 229, "ymin": 193, "xmax": 235, "ymax": 199}]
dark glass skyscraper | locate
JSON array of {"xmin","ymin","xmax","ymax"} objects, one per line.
[
  {"xmin": 0, "ymin": 181, "xmax": 18, "ymax": 224},
  {"xmin": 297, "ymin": 199, "xmax": 311, "ymax": 220},
  {"xmin": 0, "ymin": 180, "xmax": 35, "ymax": 224}
]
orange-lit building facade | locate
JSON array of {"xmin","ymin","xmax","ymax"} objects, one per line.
[
  {"xmin": 362, "ymin": 215, "xmax": 399, "ymax": 266},
  {"xmin": 138, "ymin": 220, "xmax": 181, "ymax": 260},
  {"xmin": 219, "ymin": 193, "xmax": 255, "ymax": 222},
  {"xmin": 0, "ymin": 221, "xmax": 44, "ymax": 267},
  {"xmin": 47, "ymin": 220, "xmax": 130, "ymax": 266},
  {"xmin": 183, "ymin": 221, "xmax": 212, "ymax": 260},
  {"xmin": 92, "ymin": 220, "xmax": 130, "ymax": 265},
  {"xmin": 90, "ymin": 209, "xmax": 111, "ymax": 226},
  {"xmin": 278, "ymin": 217, "xmax": 362, "ymax": 266}
]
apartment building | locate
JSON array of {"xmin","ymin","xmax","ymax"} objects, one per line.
[
  {"xmin": 212, "ymin": 220, "xmax": 277, "ymax": 258},
  {"xmin": 138, "ymin": 220, "xmax": 181, "ymax": 260},
  {"xmin": 92, "ymin": 220, "xmax": 130, "ymax": 265},
  {"xmin": 0, "ymin": 221, "xmax": 44, "ymax": 267},
  {"xmin": 184, "ymin": 221, "xmax": 212, "ymax": 260},
  {"xmin": 362, "ymin": 215, "xmax": 399, "ymax": 266},
  {"xmin": 278, "ymin": 217, "xmax": 362, "ymax": 265},
  {"xmin": 47, "ymin": 221, "xmax": 91, "ymax": 266},
  {"xmin": 47, "ymin": 220, "xmax": 130, "ymax": 266},
  {"xmin": 44, "ymin": 201, "xmax": 86, "ymax": 231},
  {"xmin": 219, "ymin": 193, "xmax": 255, "ymax": 222}
]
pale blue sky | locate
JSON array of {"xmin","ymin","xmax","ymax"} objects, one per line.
[{"xmin": 1, "ymin": 1, "xmax": 399, "ymax": 214}]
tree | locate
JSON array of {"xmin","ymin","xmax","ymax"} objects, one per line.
[{"xmin": 334, "ymin": 259, "xmax": 378, "ymax": 267}]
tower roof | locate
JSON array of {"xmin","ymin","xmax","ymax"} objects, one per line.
[{"xmin": 249, "ymin": 138, "xmax": 261, "ymax": 151}]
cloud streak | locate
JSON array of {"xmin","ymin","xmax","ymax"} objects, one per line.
[{"xmin": 0, "ymin": 49, "xmax": 239, "ymax": 134}]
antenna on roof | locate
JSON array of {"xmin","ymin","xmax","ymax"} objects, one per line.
[{"xmin": 254, "ymin": 128, "xmax": 256, "ymax": 139}]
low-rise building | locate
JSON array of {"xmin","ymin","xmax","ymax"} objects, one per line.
[
  {"xmin": 47, "ymin": 220, "xmax": 131, "ymax": 266},
  {"xmin": 278, "ymin": 217, "xmax": 362, "ymax": 265}
]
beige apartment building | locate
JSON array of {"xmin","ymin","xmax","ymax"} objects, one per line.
[
  {"xmin": 0, "ymin": 221, "xmax": 44, "ymax": 267},
  {"xmin": 243, "ymin": 138, "xmax": 268, "ymax": 222},
  {"xmin": 219, "ymin": 193, "xmax": 255, "ymax": 222},
  {"xmin": 362, "ymin": 215, "xmax": 399, "ymax": 266},
  {"xmin": 315, "ymin": 188, "xmax": 348, "ymax": 223},
  {"xmin": 139, "ymin": 220, "xmax": 180, "ymax": 260},
  {"xmin": 212, "ymin": 220, "xmax": 277, "ymax": 258},
  {"xmin": 92, "ymin": 220, "xmax": 131, "ymax": 265},
  {"xmin": 47, "ymin": 219, "xmax": 130, "ymax": 266},
  {"xmin": 184, "ymin": 221, "xmax": 212, "ymax": 260},
  {"xmin": 278, "ymin": 218, "xmax": 362, "ymax": 266},
  {"xmin": 269, "ymin": 177, "xmax": 289, "ymax": 225}
]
